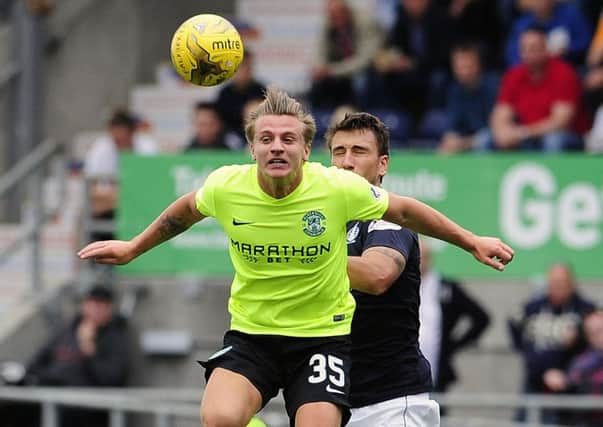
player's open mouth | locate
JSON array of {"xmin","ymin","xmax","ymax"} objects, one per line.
[{"xmin": 268, "ymin": 159, "xmax": 288, "ymax": 166}]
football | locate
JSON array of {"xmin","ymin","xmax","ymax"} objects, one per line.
[{"xmin": 170, "ymin": 14, "xmax": 244, "ymax": 86}]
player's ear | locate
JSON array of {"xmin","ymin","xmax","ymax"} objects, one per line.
[
  {"xmin": 303, "ymin": 143, "xmax": 311, "ymax": 161},
  {"xmin": 378, "ymin": 154, "xmax": 389, "ymax": 178},
  {"xmin": 250, "ymin": 143, "xmax": 256, "ymax": 161}
]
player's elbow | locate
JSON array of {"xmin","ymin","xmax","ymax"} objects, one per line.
[
  {"xmin": 367, "ymin": 274, "xmax": 395, "ymax": 295},
  {"xmin": 350, "ymin": 265, "xmax": 397, "ymax": 295}
]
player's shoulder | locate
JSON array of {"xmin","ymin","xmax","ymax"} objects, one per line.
[
  {"xmin": 307, "ymin": 162, "xmax": 363, "ymax": 182},
  {"xmin": 306, "ymin": 164, "xmax": 388, "ymax": 204},
  {"xmin": 311, "ymin": 163, "xmax": 381, "ymax": 194},
  {"xmin": 303, "ymin": 163, "xmax": 357, "ymax": 194},
  {"xmin": 367, "ymin": 219, "xmax": 417, "ymax": 238},
  {"xmin": 367, "ymin": 219, "xmax": 402, "ymax": 233},
  {"xmin": 207, "ymin": 163, "xmax": 254, "ymax": 182},
  {"xmin": 200, "ymin": 164, "xmax": 255, "ymax": 195},
  {"xmin": 213, "ymin": 163, "xmax": 253, "ymax": 174}
]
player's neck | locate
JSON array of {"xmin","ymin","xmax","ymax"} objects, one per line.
[{"xmin": 257, "ymin": 169, "xmax": 303, "ymax": 199}]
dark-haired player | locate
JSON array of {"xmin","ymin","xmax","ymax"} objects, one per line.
[{"xmin": 329, "ymin": 112, "xmax": 439, "ymax": 426}]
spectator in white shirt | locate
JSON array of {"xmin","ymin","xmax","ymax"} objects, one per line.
[
  {"xmin": 418, "ymin": 240, "xmax": 490, "ymax": 396},
  {"xmin": 83, "ymin": 109, "xmax": 158, "ymax": 240}
]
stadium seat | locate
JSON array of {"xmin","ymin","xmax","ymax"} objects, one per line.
[
  {"xmin": 427, "ymin": 70, "xmax": 451, "ymax": 109},
  {"xmin": 368, "ymin": 109, "xmax": 410, "ymax": 148},
  {"xmin": 418, "ymin": 109, "xmax": 451, "ymax": 140},
  {"xmin": 412, "ymin": 109, "xmax": 451, "ymax": 150}
]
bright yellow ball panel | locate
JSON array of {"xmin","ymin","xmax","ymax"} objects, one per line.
[{"xmin": 170, "ymin": 14, "xmax": 244, "ymax": 87}]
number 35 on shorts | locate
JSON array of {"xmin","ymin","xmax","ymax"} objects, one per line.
[{"xmin": 307, "ymin": 354, "xmax": 345, "ymax": 388}]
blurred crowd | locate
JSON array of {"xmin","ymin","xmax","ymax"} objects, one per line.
[
  {"xmin": 309, "ymin": 0, "xmax": 603, "ymax": 153},
  {"xmin": 85, "ymin": 0, "xmax": 603, "ymax": 164},
  {"xmin": 509, "ymin": 263, "xmax": 602, "ymax": 426},
  {"xmin": 1, "ymin": 285, "xmax": 129, "ymax": 427},
  {"xmin": 87, "ymin": 0, "xmax": 603, "ymax": 160}
]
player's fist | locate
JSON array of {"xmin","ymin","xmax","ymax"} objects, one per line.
[
  {"xmin": 78, "ymin": 240, "xmax": 138, "ymax": 265},
  {"xmin": 470, "ymin": 236, "xmax": 515, "ymax": 271}
]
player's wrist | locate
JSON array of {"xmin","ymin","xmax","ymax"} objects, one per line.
[
  {"xmin": 129, "ymin": 238, "xmax": 145, "ymax": 259},
  {"xmin": 462, "ymin": 231, "xmax": 479, "ymax": 254}
]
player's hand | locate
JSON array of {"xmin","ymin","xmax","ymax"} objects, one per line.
[
  {"xmin": 77, "ymin": 240, "xmax": 137, "ymax": 265},
  {"xmin": 470, "ymin": 236, "xmax": 515, "ymax": 271}
]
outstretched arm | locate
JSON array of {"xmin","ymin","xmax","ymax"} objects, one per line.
[
  {"xmin": 383, "ymin": 194, "xmax": 514, "ymax": 271},
  {"xmin": 78, "ymin": 191, "xmax": 204, "ymax": 264}
]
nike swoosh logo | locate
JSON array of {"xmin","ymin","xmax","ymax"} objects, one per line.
[
  {"xmin": 232, "ymin": 219, "xmax": 254, "ymax": 226},
  {"xmin": 325, "ymin": 385, "xmax": 345, "ymax": 395},
  {"xmin": 208, "ymin": 345, "xmax": 233, "ymax": 360}
]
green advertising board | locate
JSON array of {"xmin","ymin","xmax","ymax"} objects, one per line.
[{"xmin": 118, "ymin": 152, "xmax": 603, "ymax": 279}]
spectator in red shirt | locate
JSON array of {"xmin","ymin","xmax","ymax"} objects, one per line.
[{"xmin": 489, "ymin": 25, "xmax": 587, "ymax": 152}]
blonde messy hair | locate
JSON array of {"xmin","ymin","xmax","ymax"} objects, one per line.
[{"xmin": 244, "ymin": 86, "xmax": 316, "ymax": 145}]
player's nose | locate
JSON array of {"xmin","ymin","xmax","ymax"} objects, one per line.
[
  {"xmin": 341, "ymin": 151, "xmax": 355, "ymax": 169},
  {"xmin": 270, "ymin": 138, "xmax": 285, "ymax": 152}
]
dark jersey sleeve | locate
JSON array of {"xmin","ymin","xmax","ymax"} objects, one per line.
[{"xmin": 362, "ymin": 220, "xmax": 417, "ymax": 260}]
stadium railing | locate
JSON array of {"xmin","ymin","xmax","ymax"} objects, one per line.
[
  {"xmin": 0, "ymin": 138, "xmax": 66, "ymax": 293},
  {"xmin": 1, "ymin": 386, "xmax": 603, "ymax": 427}
]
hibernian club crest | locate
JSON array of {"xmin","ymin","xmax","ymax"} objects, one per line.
[{"xmin": 302, "ymin": 211, "xmax": 326, "ymax": 237}]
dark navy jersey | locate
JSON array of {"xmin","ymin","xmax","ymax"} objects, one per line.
[{"xmin": 347, "ymin": 219, "xmax": 432, "ymax": 407}]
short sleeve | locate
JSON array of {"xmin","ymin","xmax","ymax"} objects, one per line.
[
  {"xmin": 336, "ymin": 168, "xmax": 389, "ymax": 222},
  {"xmin": 83, "ymin": 137, "xmax": 117, "ymax": 177},
  {"xmin": 553, "ymin": 64, "xmax": 580, "ymax": 105},
  {"xmin": 364, "ymin": 221, "xmax": 416, "ymax": 259},
  {"xmin": 195, "ymin": 169, "xmax": 221, "ymax": 217},
  {"xmin": 497, "ymin": 69, "xmax": 518, "ymax": 106}
]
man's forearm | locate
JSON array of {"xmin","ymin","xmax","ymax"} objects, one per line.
[
  {"xmin": 385, "ymin": 195, "xmax": 475, "ymax": 252},
  {"xmin": 523, "ymin": 118, "xmax": 567, "ymax": 138},
  {"xmin": 524, "ymin": 104, "xmax": 574, "ymax": 137},
  {"xmin": 347, "ymin": 256, "xmax": 383, "ymax": 295},
  {"xmin": 131, "ymin": 192, "xmax": 203, "ymax": 257}
]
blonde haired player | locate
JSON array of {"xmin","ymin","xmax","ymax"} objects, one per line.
[{"xmin": 79, "ymin": 88, "xmax": 513, "ymax": 427}]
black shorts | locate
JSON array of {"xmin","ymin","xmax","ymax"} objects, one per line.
[{"xmin": 199, "ymin": 330, "xmax": 352, "ymax": 426}]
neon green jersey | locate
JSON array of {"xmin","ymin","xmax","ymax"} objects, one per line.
[{"xmin": 196, "ymin": 162, "xmax": 389, "ymax": 337}]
